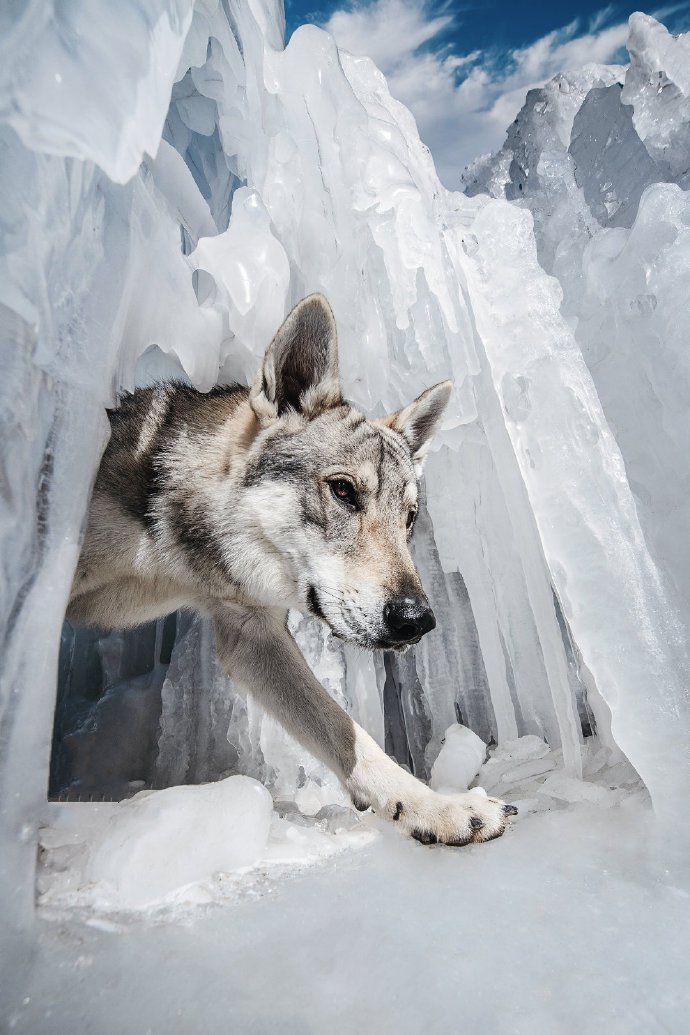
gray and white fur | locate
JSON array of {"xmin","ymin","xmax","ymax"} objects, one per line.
[{"xmin": 68, "ymin": 295, "xmax": 517, "ymax": 845}]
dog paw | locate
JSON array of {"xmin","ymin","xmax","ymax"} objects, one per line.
[
  {"xmin": 399, "ymin": 789, "xmax": 517, "ymax": 846},
  {"xmin": 346, "ymin": 728, "xmax": 517, "ymax": 846}
]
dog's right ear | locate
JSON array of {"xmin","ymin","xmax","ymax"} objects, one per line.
[{"xmin": 250, "ymin": 294, "xmax": 341, "ymax": 423}]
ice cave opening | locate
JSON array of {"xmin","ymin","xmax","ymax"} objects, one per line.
[{"xmin": 1, "ymin": 2, "xmax": 690, "ymax": 1032}]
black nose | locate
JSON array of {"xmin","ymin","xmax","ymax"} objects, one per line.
[{"xmin": 383, "ymin": 597, "xmax": 436, "ymax": 644}]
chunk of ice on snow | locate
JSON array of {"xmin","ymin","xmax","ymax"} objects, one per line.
[
  {"xmin": 429, "ymin": 724, "xmax": 486, "ymax": 793},
  {"xmin": 86, "ymin": 776, "xmax": 273, "ymax": 908}
]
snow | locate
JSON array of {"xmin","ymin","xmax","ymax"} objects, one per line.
[
  {"xmin": 1, "ymin": 2, "xmax": 690, "ymax": 1030},
  {"xmin": 15, "ymin": 803, "xmax": 690, "ymax": 1035}
]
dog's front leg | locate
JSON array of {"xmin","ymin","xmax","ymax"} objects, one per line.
[{"xmin": 212, "ymin": 606, "xmax": 516, "ymax": 846}]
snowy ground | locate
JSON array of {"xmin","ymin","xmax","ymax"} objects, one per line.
[
  {"xmin": 7, "ymin": 735, "xmax": 678, "ymax": 1034},
  {"xmin": 33, "ymin": 734, "xmax": 645, "ymax": 915},
  {"xmin": 10, "ymin": 802, "xmax": 690, "ymax": 1035}
]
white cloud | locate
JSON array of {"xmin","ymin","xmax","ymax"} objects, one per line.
[
  {"xmin": 325, "ymin": 0, "xmax": 453, "ymax": 70},
  {"xmin": 322, "ymin": 0, "xmax": 629, "ymax": 188}
]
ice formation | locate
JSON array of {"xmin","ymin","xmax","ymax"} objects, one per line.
[
  {"xmin": 84, "ymin": 775, "xmax": 273, "ymax": 908},
  {"xmin": 1, "ymin": 1, "xmax": 690, "ymax": 1022},
  {"xmin": 429, "ymin": 723, "xmax": 486, "ymax": 793},
  {"xmin": 464, "ymin": 12, "xmax": 690, "ymax": 812}
]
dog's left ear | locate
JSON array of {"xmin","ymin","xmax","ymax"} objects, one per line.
[
  {"xmin": 381, "ymin": 381, "xmax": 453, "ymax": 475},
  {"xmin": 250, "ymin": 294, "xmax": 341, "ymax": 423}
]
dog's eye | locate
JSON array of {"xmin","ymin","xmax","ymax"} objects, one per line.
[
  {"xmin": 406, "ymin": 509, "xmax": 417, "ymax": 530},
  {"xmin": 329, "ymin": 478, "xmax": 359, "ymax": 510}
]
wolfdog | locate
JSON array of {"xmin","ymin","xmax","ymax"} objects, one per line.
[{"xmin": 68, "ymin": 294, "xmax": 517, "ymax": 845}]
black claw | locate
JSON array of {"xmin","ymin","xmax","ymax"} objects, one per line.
[
  {"xmin": 393, "ymin": 801, "xmax": 403, "ymax": 821},
  {"xmin": 470, "ymin": 816, "xmax": 484, "ymax": 830},
  {"xmin": 411, "ymin": 829, "xmax": 438, "ymax": 845},
  {"xmin": 503, "ymin": 804, "xmax": 518, "ymax": 816}
]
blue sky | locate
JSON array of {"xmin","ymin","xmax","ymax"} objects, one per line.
[{"xmin": 284, "ymin": 1, "xmax": 690, "ymax": 186}]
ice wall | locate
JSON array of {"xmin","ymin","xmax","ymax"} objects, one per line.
[
  {"xmin": 465, "ymin": 12, "xmax": 690, "ymax": 807},
  {"xmin": 463, "ymin": 18, "xmax": 690, "ymax": 619},
  {"xmin": 1, "ymin": 0, "xmax": 690, "ymax": 967}
]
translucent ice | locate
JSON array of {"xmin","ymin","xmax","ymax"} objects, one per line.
[
  {"xmin": 86, "ymin": 776, "xmax": 273, "ymax": 909},
  {"xmin": 429, "ymin": 724, "xmax": 486, "ymax": 793},
  {"xmin": 0, "ymin": 1, "xmax": 194, "ymax": 183},
  {"xmin": 623, "ymin": 13, "xmax": 690, "ymax": 183},
  {"xmin": 465, "ymin": 13, "xmax": 690, "ymax": 818}
]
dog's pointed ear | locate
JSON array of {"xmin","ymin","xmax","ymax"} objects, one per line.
[
  {"xmin": 381, "ymin": 381, "xmax": 452, "ymax": 475},
  {"xmin": 250, "ymin": 294, "xmax": 341, "ymax": 423}
]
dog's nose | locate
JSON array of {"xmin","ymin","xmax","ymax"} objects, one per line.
[{"xmin": 383, "ymin": 597, "xmax": 436, "ymax": 644}]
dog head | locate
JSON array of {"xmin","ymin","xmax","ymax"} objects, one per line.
[{"xmin": 243, "ymin": 294, "xmax": 451, "ymax": 651}]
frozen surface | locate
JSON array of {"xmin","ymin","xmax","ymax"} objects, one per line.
[
  {"xmin": 1, "ymin": 1, "xmax": 690, "ymax": 1029},
  {"xmin": 33, "ymin": 734, "xmax": 645, "ymax": 917},
  {"xmin": 36, "ymin": 783, "xmax": 372, "ymax": 918},
  {"xmin": 13, "ymin": 802, "xmax": 690, "ymax": 1035}
]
